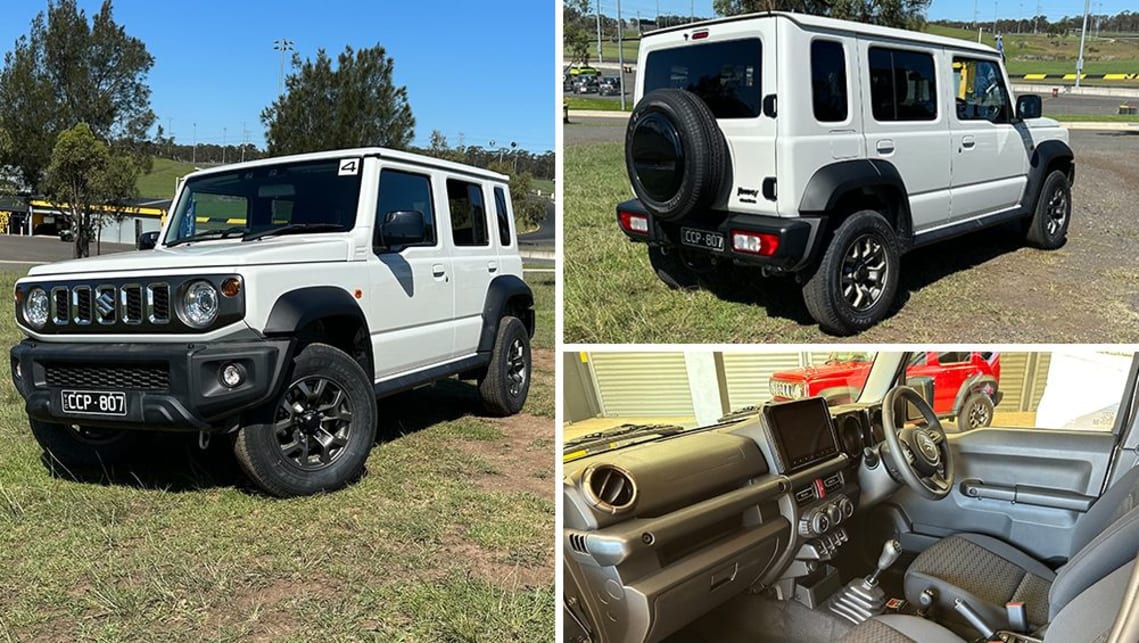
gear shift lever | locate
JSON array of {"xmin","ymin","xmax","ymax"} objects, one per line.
[
  {"xmin": 864, "ymin": 539, "xmax": 902, "ymax": 588},
  {"xmin": 829, "ymin": 539, "xmax": 903, "ymax": 625}
]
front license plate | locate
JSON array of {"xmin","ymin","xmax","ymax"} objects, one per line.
[
  {"xmin": 61, "ymin": 389, "xmax": 127, "ymax": 416},
  {"xmin": 680, "ymin": 227, "xmax": 725, "ymax": 252}
]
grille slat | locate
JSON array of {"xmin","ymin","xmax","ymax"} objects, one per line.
[
  {"xmin": 72, "ymin": 286, "xmax": 92, "ymax": 325},
  {"xmin": 44, "ymin": 364, "xmax": 169, "ymax": 391},
  {"xmin": 149, "ymin": 283, "xmax": 170, "ymax": 323},
  {"xmin": 45, "ymin": 283, "xmax": 171, "ymax": 328}
]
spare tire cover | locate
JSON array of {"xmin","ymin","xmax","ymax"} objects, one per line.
[{"xmin": 625, "ymin": 88, "xmax": 729, "ymax": 222}]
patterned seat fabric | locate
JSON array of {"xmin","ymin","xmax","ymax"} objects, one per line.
[{"xmin": 836, "ymin": 617, "xmax": 916, "ymax": 643}]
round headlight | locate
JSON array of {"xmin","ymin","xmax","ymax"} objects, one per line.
[
  {"xmin": 24, "ymin": 288, "xmax": 49, "ymax": 329},
  {"xmin": 179, "ymin": 280, "xmax": 219, "ymax": 328}
]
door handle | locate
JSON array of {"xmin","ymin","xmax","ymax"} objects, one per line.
[
  {"xmin": 487, "ymin": 261, "xmax": 498, "ymax": 273},
  {"xmin": 875, "ymin": 139, "xmax": 895, "ymax": 155},
  {"xmin": 962, "ymin": 136, "xmax": 976, "ymax": 149},
  {"xmin": 432, "ymin": 264, "xmax": 446, "ymax": 278}
]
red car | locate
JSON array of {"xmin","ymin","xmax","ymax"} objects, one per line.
[{"xmin": 770, "ymin": 352, "xmax": 1002, "ymax": 429}]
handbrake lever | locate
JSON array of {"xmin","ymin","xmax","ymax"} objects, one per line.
[{"xmin": 953, "ymin": 598, "xmax": 997, "ymax": 639}]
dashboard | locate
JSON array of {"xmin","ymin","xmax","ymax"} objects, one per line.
[{"xmin": 563, "ymin": 398, "xmax": 885, "ymax": 643}]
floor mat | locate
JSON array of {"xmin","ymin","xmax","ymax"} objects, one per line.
[{"xmin": 664, "ymin": 591, "xmax": 855, "ymax": 643}]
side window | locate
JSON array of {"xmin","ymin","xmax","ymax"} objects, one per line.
[
  {"xmin": 953, "ymin": 57, "xmax": 1011, "ymax": 124},
  {"xmin": 868, "ymin": 46, "xmax": 937, "ymax": 122},
  {"xmin": 447, "ymin": 179, "xmax": 489, "ymax": 247},
  {"xmin": 374, "ymin": 169, "xmax": 435, "ymax": 249},
  {"xmin": 493, "ymin": 186, "xmax": 512, "ymax": 247},
  {"xmin": 938, "ymin": 352, "xmax": 970, "ymax": 364},
  {"xmin": 811, "ymin": 40, "xmax": 848, "ymax": 122}
]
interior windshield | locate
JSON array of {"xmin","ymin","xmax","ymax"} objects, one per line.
[{"xmin": 163, "ymin": 158, "xmax": 362, "ymax": 244}]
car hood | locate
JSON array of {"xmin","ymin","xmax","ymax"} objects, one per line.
[
  {"xmin": 772, "ymin": 362, "xmax": 870, "ymax": 382},
  {"xmin": 25, "ymin": 236, "xmax": 352, "ymax": 277}
]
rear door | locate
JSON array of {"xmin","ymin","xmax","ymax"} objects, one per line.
[
  {"xmin": 857, "ymin": 39, "xmax": 952, "ymax": 232},
  {"xmin": 637, "ymin": 18, "xmax": 778, "ymax": 216},
  {"xmin": 490, "ymin": 184, "xmax": 523, "ymax": 277},
  {"xmin": 445, "ymin": 176, "xmax": 497, "ymax": 357},
  {"xmin": 887, "ymin": 350, "xmax": 1136, "ymax": 563}
]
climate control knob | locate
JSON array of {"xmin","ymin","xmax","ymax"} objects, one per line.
[
  {"xmin": 811, "ymin": 510, "xmax": 830, "ymax": 535},
  {"xmin": 839, "ymin": 496, "xmax": 855, "ymax": 519},
  {"xmin": 827, "ymin": 503, "xmax": 843, "ymax": 525}
]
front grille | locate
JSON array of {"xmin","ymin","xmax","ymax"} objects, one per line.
[
  {"xmin": 46, "ymin": 283, "xmax": 170, "ymax": 328},
  {"xmin": 771, "ymin": 381, "xmax": 800, "ymax": 399},
  {"xmin": 44, "ymin": 364, "xmax": 170, "ymax": 391}
]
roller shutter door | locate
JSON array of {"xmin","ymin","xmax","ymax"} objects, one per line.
[
  {"xmin": 589, "ymin": 352, "xmax": 694, "ymax": 416},
  {"xmin": 996, "ymin": 352, "xmax": 1050, "ymax": 412},
  {"xmin": 722, "ymin": 352, "xmax": 816, "ymax": 410}
]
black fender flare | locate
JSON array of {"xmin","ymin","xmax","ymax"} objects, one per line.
[
  {"xmin": 953, "ymin": 374, "xmax": 999, "ymax": 418},
  {"xmin": 478, "ymin": 275, "xmax": 534, "ymax": 353},
  {"xmin": 798, "ymin": 158, "xmax": 913, "ymax": 241},
  {"xmin": 263, "ymin": 286, "xmax": 369, "ymax": 337},
  {"xmin": 1023, "ymin": 139, "xmax": 1075, "ymax": 212}
]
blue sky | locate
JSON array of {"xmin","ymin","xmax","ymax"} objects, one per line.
[
  {"xmin": 608, "ymin": 0, "xmax": 1133, "ymax": 22},
  {"xmin": 0, "ymin": 0, "xmax": 555, "ymax": 152}
]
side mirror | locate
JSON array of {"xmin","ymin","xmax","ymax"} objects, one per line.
[
  {"xmin": 379, "ymin": 210, "xmax": 426, "ymax": 248},
  {"xmin": 904, "ymin": 376, "xmax": 936, "ymax": 424},
  {"xmin": 138, "ymin": 231, "xmax": 160, "ymax": 250},
  {"xmin": 1016, "ymin": 94, "xmax": 1042, "ymax": 120}
]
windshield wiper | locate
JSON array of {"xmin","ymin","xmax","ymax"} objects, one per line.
[
  {"xmin": 164, "ymin": 226, "xmax": 247, "ymax": 247},
  {"xmin": 564, "ymin": 423, "xmax": 688, "ymax": 451},
  {"xmin": 242, "ymin": 223, "xmax": 346, "ymax": 242}
]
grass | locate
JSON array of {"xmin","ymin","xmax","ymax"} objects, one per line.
[
  {"xmin": 0, "ymin": 271, "xmax": 554, "ymax": 641},
  {"xmin": 565, "ymin": 96, "xmax": 632, "ymax": 112},
  {"xmin": 1051, "ymin": 113, "xmax": 1139, "ymax": 122},
  {"xmin": 136, "ymin": 158, "xmax": 208, "ymax": 199}
]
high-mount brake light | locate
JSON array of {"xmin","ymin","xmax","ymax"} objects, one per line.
[{"xmin": 691, "ymin": 30, "xmax": 710, "ymax": 40}]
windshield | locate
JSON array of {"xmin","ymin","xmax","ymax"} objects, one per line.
[
  {"xmin": 163, "ymin": 158, "xmax": 362, "ymax": 244},
  {"xmin": 643, "ymin": 38, "xmax": 762, "ymax": 118}
]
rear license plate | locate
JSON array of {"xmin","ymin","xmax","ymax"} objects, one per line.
[
  {"xmin": 680, "ymin": 227, "xmax": 725, "ymax": 252},
  {"xmin": 61, "ymin": 390, "xmax": 127, "ymax": 416}
]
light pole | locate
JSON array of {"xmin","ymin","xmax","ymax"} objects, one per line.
[
  {"xmin": 192, "ymin": 122, "xmax": 197, "ymax": 164},
  {"xmin": 595, "ymin": 0, "xmax": 602, "ymax": 64},
  {"xmin": 618, "ymin": 0, "xmax": 627, "ymax": 111},
  {"xmin": 273, "ymin": 38, "xmax": 295, "ymax": 96},
  {"xmin": 222, "ymin": 127, "xmax": 227, "ymax": 164},
  {"xmin": 1076, "ymin": 0, "xmax": 1091, "ymax": 88}
]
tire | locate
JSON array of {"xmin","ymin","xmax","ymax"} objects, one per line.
[
  {"xmin": 479, "ymin": 316, "xmax": 531, "ymax": 417},
  {"xmin": 802, "ymin": 210, "xmax": 900, "ymax": 336},
  {"xmin": 625, "ymin": 88, "xmax": 729, "ymax": 221},
  {"xmin": 234, "ymin": 343, "xmax": 377, "ymax": 497},
  {"xmin": 29, "ymin": 419, "xmax": 139, "ymax": 471},
  {"xmin": 958, "ymin": 393, "xmax": 995, "ymax": 430},
  {"xmin": 1025, "ymin": 170, "xmax": 1071, "ymax": 249}
]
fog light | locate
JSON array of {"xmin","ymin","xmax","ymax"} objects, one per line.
[
  {"xmin": 731, "ymin": 230, "xmax": 780, "ymax": 256},
  {"xmin": 618, "ymin": 210, "xmax": 650, "ymax": 235},
  {"xmin": 220, "ymin": 363, "xmax": 245, "ymax": 388}
]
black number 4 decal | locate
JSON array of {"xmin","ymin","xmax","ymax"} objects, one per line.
[{"xmin": 338, "ymin": 159, "xmax": 359, "ymax": 175}]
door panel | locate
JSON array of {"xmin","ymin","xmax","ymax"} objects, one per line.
[
  {"xmin": 890, "ymin": 428, "xmax": 1115, "ymax": 561},
  {"xmin": 369, "ymin": 164, "xmax": 455, "ymax": 379},
  {"xmin": 445, "ymin": 177, "xmax": 496, "ymax": 356}
]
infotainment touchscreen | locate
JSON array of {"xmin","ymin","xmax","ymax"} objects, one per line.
[{"xmin": 762, "ymin": 397, "xmax": 840, "ymax": 473}]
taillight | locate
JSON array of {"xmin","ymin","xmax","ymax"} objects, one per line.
[
  {"xmin": 731, "ymin": 230, "xmax": 780, "ymax": 256},
  {"xmin": 618, "ymin": 210, "xmax": 650, "ymax": 235}
]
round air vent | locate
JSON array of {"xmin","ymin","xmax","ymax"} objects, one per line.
[
  {"xmin": 584, "ymin": 464, "xmax": 637, "ymax": 514},
  {"xmin": 839, "ymin": 415, "xmax": 865, "ymax": 458}
]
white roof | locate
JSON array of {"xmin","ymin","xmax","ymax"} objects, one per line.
[
  {"xmin": 185, "ymin": 146, "xmax": 510, "ymax": 183},
  {"xmin": 647, "ymin": 11, "xmax": 1000, "ymax": 57}
]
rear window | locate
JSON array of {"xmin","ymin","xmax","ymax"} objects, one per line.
[
  {"xmin": 644, "ymin": 38, "xmax": 762, "ymax": 119},
  {"xmin": 811, "ymin": 40, "xmax": 848, "ymax": 122}
]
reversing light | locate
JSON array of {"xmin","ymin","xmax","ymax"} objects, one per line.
[
  {"xmin": 731, "ymin": 230, "xmax": 780, "ymax": 256},
  {"xmin": 618, "ymin": 211, "xmax": 650, "ymax": 235}
]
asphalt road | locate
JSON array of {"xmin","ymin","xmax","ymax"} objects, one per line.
[
  {"xmin": 0, "ymin": 235, "xmax": 133, "ymax": 274},
  {"xmin": 520, "ymin": 199, "xmax": 556, "ymax": 243}
]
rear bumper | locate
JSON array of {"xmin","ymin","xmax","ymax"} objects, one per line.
[
  {"xmin": 9, "ymin": 338, "xmax": 293, "ymax": 432},
  {"xmin": 616, "ymin": 199, "xmax": 821, "ymax": 271}
]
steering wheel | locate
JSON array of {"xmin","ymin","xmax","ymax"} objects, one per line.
[{"xmin": 881, "ymin": 385, "xmax": 955, "ymax": 500}]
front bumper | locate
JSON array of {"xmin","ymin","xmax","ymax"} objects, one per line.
[
  {"xmin": 10, "ymin": 338, "xmax": 293, "ymax": 431},
  {"xmin": 616, "ymin": 199, "xmax": 822, "ymax": 272}
]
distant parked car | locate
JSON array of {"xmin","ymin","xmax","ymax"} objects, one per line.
[
  {"xmin": 769, "ymin": 351, "xmax": 1001, "ymax": 428},
  {"xmin": 598, "ymin": 77, "xmax": 621, "ymax": 96}
]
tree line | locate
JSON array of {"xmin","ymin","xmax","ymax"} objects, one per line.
[
  {"xmin": 0, "ymin": 0, "xmax": 550, "ymax": 258},
  {"xmin": 930, "ymin": 10, "xmax": 1139, "ymax": 37}
]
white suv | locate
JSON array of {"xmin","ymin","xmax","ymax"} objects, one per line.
[
  {"xmin": 10, "ymin": 148, "xmax": 534, "ymax": 497},
  {"xmin": 617, "ymin": 12, "xmax": 1074, "ymax": 335}
]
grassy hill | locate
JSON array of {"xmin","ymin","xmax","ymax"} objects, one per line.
[{"xmin": 136, "ymin": 158, "xmax": 214, "ymax": 199}]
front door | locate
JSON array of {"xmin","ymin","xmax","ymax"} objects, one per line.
[
  {"xmin": 948, "ymin": 56, "xmax": 1028, "ymax": 221},
  {"xmin": 857, "ymin": 40, "xmax": 952, "ymax": 232},
  {"xmin": 369, "ymin": 163, "xmax": 455, "ymax": 380}
]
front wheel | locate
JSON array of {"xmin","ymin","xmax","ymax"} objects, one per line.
[
  {"xmin": 802, "ymin": 210, "xmax": 900, "ymax": 336},
  {"xmin": 30, "ymin": 419, "xmax": 139, "ymax": 472},
  {"xmin": 1025, "ymin": 170, "xmax": 1071, "ymax": 249},
  {"xmin": 479, "ymin": 316, "xmax": 531, "ymax": 416},
  {"xmin": 234, "ymin": 343, "xmax": 377, "ymax": 497}
]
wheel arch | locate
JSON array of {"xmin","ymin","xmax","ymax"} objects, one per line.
[
  {"xmin": 1023, "ymin": 139, "xmax": 1075, "ymax": 213},
  {"xmin": 953, "ymin": 374, "xmax": 1000, "ymax": 419},
  {"xmin": 478, "ymin": 275, "xmax": 535, "ymax": 354},
  {"xmin": 263, "ymin": 286, "xmax": 373, "ymax": 376},
  {"xmin": 799, "ymin": 159, "xmax": 914, "ymax": 250}
]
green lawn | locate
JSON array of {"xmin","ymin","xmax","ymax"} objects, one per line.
[
  {"xmin": 0, "ymin": 271, "xmax": 554, "ymax": 641},
  {"xmin": 135, "ymin": 158, "xmax": 208, "ymax": 199},
  {"xmin": 1051, "ymin": 113, "xmax": 1139, "ymax": 122},
  {"xmin": 532, "ymin": 178, "xmax": 555, "ymax": 197},
  {"xmin": 565, "ymin": 96, "xmax": 631, "ymax": 112}
]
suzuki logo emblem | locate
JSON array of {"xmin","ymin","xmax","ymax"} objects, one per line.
[{"xmin": 95, "ymin": 290, "xmax": 116, "ymax": 318}]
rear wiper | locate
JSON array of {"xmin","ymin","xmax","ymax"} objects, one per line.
[
  {"xmin": 242, "ymin": 223, "xmax": 345, "ymax": 242},
  {"xmin": 164, "ymin": 226, "xmax": 247, "ymax": 247},
  {"xmin": 563, "ymin": 423, "xmax": 688, "ymax": 450}
]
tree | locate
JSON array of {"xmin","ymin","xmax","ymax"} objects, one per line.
[
  {"xmin": 0, "ymin": 0, "xmax": 155, "ymax": 193},
  {"xmin": 712, "ymin": 0, "xmax": 931, "ymax": 30},
  {"xmin": 488, "ymin": 160, "xmax": 546, "ymax": 232},
  {"xmin": 43, "ymin": 123, "xmax": 140, "ymax": 258},
  {"xmin": 262, "ymin": 45, "xmax": 415, "ymax": 155}
]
